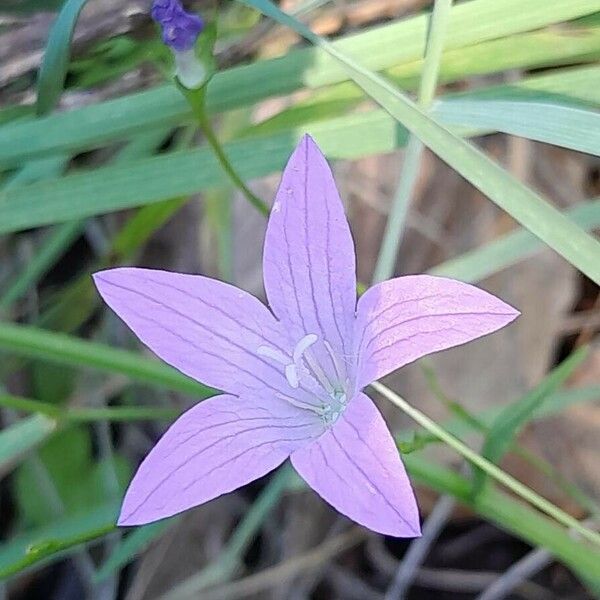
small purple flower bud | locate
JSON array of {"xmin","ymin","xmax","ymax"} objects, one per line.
[{"xmin": 151, "ymin": 0, "xmax": 204, "ymax": 52}]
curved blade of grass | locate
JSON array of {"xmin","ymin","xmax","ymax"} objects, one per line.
[
  {"xmin": 0, "ymin": 501, "xmax": 118, "ymax": 579},
  {"xmin": 36, "ymin": 0, "xmax": 90, "ymax": 115},
  {"xmin": 242, "ymin": 0, "xmax": 600, "ymax": 284},
  {"xmin": 433, "ymin": 99, "xmax": 600, "ymax": 156},
  {"xmin": 472, "ymin": 347, "xmax": 590, "ymax": 495},
  {"xmin": 430, "ymin": 199, "xmax": 600, "ymax": 282},
  {"xmin": 244, "ymin": 59, "xmax": 600, "ymax": 140},
  {"xmin": 0, "ymin": 415, "xmax": 57, "ymax": 478},
  {"xmin": 0, "ymin": 322, "xmax": 214, "ymax": 398},
  {"xmin": 1, "ymin": 0, "xmax": 599, "ymax": 165}
]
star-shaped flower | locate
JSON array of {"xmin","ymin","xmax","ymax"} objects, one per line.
[{"xmin": 94, "ymin": 135, "xmax": 519, "ymax": 536}]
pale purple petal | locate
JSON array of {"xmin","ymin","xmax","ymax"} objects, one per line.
[
  {"xmin": 291, "ymin": 392, "xmax": 420, "ymax": 537},
  {"xmin": 263, "ymin": 135, "xmax": 356, "ymax": 373},
  {"xmin": 355, "ymin": 275, "xmax": 519, "ymax": 389},
  {"xmin": 93, "ymin": 267, "xmax": 303, "ymax": 400},
  {"xmin": 119, "ymin": 394, "xmax": 321, "ymax": 525}
]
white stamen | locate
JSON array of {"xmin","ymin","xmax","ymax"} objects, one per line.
[
  {"xmin": 293, "ymin": 334, "xmax": 318, "ymax": 362},
  {"xmin": 285, "ymin": 364, "xmax": 299, "ymax": 388},
  {"xmin": 257, "ymin": 345, "xmax": 290, "ymax": 365}
]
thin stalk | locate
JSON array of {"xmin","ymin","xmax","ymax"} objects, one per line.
[
  {"xmin": 199, "ymin": 116, "xmax": 269, "ymax": 216},
  {"xmin": 372, "ymin": 0, "xmax": 453, "ymax": 283},
  {"xmin": 182, "ymin": 86, "xmax": 269, "ymax": 215},
  {"xmin": 372, "ymin": 381, "xmax": 600, "ymax": 548}
]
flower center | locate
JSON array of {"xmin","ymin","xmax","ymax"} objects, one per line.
[{"xmin": 257, "ymin": 334, "xmax": 349, "ymax": 426}]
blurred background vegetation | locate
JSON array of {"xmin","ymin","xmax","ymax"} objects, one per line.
[{"xmin": 0, "ymin": 0, "xmax": 599, "ymax": 598}]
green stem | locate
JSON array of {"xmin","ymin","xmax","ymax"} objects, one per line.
[
  {"xmin": 372, "ymin": 0, "xmax": 453, "ymax": 283},
  {"xmin": 183, "ymin": 86, "xmax": 269, "ymax": 215},
  {"xmin": 372, "ymin": 381, "xmax": 600, "ymax": 548},
  {"xmin": 199, "ymin": 117, "xmax": 269, "ymax": 216}
]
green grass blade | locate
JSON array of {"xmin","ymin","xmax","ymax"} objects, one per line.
[
  {"xmin": 404, "ymin": 453, "xmax": 600, "ymax": 584},
  {"xmin": 0, "ymin": 415, "xmax": 57, "ymax": 478},
  {"xmin": 472, "ymin": 348, "xmax": 590, "ymax": 495},
  {"xmin": 0, "ymin": 322, "xmax": 213, "ymax": 397},
  {"xmin": 373, "ymin": 0, "xmax": 453, "ymax": 283},
  {"xmin": 1, "ymin": 0, "xmax": 599, "ymax": 165},
  {"xmin": 0, "ymin": 394, "xmax": 180, "ymax": 423},
  {"xmin": 3, "ymin": 156, "xmax": 67, "ymax": 189},
  {"xmin": 36, "ymin": 0, "xmax": 90, "ymax": 115},
  {"xmin": 430, "ymin": 199, "xmax": 600, "ymax": 282},
  {"xmin": 0, "ymin": 501, "xmax": 118, "ymax": 579},
  {"xmin": 433, "ymin": 99, "xmax": 600, "ymax": 156},
  {"xmin": 0, "ymin": 221, "xmax": 85, "ymax": 312},
  {"xmin": 243, "ymin": 0, "xmax": 600, "ymax": 284}
]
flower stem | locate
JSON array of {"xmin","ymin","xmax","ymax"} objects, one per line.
[
  {"xmin": 199, "ymin": 117, "xmax": 269, "ymax": 215},
  {"xmin": 372, "ymin": 381, "xmax": 600, "ymax": 548},
  {"xmin": 182, "ymin": 85, "xmax": 269, "ymax": 215}
]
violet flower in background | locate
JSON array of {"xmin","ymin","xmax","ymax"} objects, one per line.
[
  {"xmin": 151, "ymin": 0, "xmax": 206, "ymax": 88},
  {"xmin": 94, "ymin": 135, "xmax": 519, "ymax": 536}
]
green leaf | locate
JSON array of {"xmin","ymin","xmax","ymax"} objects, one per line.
[
  {"xmin": 36, "ymin": 0, "xmax": 90, "ymax": 116},
  {"xmin": 472, "ymin": 347, "xmax": 590, "ymax": 495},
  {"xmin": 0, "ymin": 415, "xmax": 57, "ymax": 478},
  {"xmin": 243, "ymin": 0, "xmax": 600, "ymax": 284},
  {"xmin": 433, "ymin": 99, "xmax": 600, "ymax": 156},
  {"xmin": 0, "ymin": 322, "xmax": 214, "ymax": 397},
  {"xmin": 430, "ymin": 199, "xmax": 600, "ymax": 282},
  {"xmin": 1, "ymin": 0, "xmax": 599, "ymax": 165},
  {"xmin": 0, "ymin": 501, "xmax": 118, "ymax": 580},
  {"xmin": 251, "ymin": 28, "xmax": 600, "ymax": 140}
]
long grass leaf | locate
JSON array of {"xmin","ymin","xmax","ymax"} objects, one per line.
[
  {"xmin": 472, "ymin": 347, "xmax": 590, "ymax": 495},
  {"xmin": 1, "ymin": 0, "xmax": 599, "ymax": 165},
  {"xmin": 0, "ymin": 322, "xmax": 213, "ymax": 397},
  {"xmin": 433, "ymin": 99, "xmax": 600, "ymax": 156},
  {"xmin": 242, "ymin": 0, "xmax": 600, "ymax": 283}
]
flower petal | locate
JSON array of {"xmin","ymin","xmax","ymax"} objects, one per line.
[
  {"xmin": 94, "ymin": 267, "xmax": 302, "ymax": 399},
  {"xmin": 355, "ymin": 275, "xmax": 520, "ymax": 389},
  {"xmin": 119, "ymin": 394, "xmax": 321, "ymax": 525},
  {"xmin": 291, "ymin": 392, "xmax": 420, "ymax": 537},
  {"xmin": 263, "ymin": 135, "xmax": 356, "ymax": 371}
]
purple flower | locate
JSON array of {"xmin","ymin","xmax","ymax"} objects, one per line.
[
  {"xmin": 151, "ymin": 0, "xmax": 204, "ymax": 52},
  {"xmin": 94, "ymin": 135, "xmax": 519, "ymax": 536}
]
